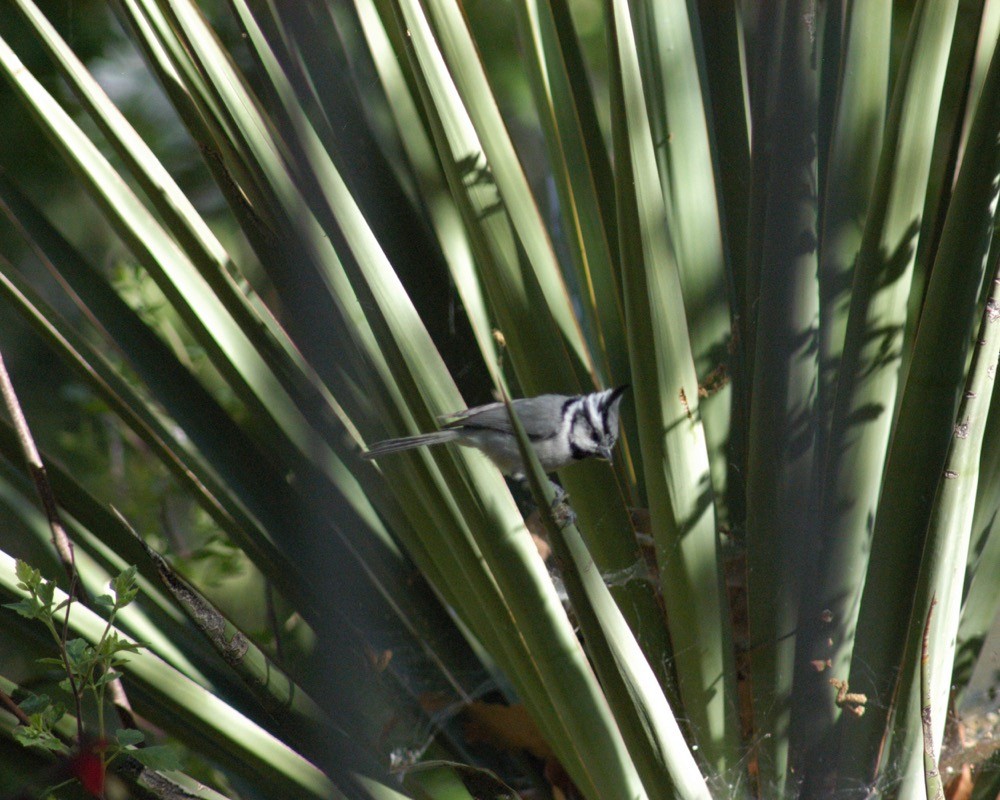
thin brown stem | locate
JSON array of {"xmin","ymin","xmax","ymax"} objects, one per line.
[
  {"xmin": 58, "ymin": 582, "xmax": 86, "ymax": 744},
  {"xmin": 0, "ymin": 350, "xmax": 83, "ymax": 597},
  {"xmin": 0, "ymin": 350, "xmax": 136, "ymax": 744}
]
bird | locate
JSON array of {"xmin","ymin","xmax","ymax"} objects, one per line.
[{"xmin": 362, "ymin": 387, "xmax": 628, "ymax": 476}]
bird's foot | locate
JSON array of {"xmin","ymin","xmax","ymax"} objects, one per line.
[
  {"xmin": 516, "ymin": 478, "xmax": 575, "ymax": 529},
  {"xmin": 548, "ymin": 481, "xmax": 576, "ymax": 530}
]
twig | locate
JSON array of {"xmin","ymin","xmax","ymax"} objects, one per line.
[
  {"xmin": 0, "ymin": 350, "xmax": 78, "ymax": 587},
  {"xmin": 0, "ymin": 350, "xmax": 86, "ymax": 744},
  {"xmin": 0, "ymin": 351, "xmax": 138, "ymax": 743},
  {"xmin": 921, "ymin": 596, "xmax": 945, "ymax": 800}
]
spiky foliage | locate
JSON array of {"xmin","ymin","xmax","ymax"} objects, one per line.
[{"xmin": 0, "ymin": 1, "xmax": 998, "ymax": 799}]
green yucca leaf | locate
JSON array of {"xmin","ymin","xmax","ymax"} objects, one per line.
[
  {"xmin": 389, "ymin": 0, "xmax": 581, "ymax": 397},
  {"xmin": 632, "ymin": 0, "xmax": 734, "ymax": 536},
  {"xmin": 608, "ymin": 0, "xmax": 737, "ymax": 775},
  {"xmin": 741, "ymin": 3, "xmax": 821, "ymax": 790},
  {"xmin": 402, "ymin": 764, "xmax": 476, "ymax": 800},
  {"xmin": 129, "ymin": 529, "xmax": 326, "ymax": 726},
  {"xmin": 694, "ymin": 3, "xmax": 749, "ymax": 338},
  {"xmin": 832, "ymin": 1, "xmax": 981, "ymax": 790},
  {"xmin": 512, "ymin": 0, "xmax": 627, "ymax": 390},
  {"xmin": 0, "ymin": 174, "xmax": 296, "ymax": 547},
  {"xmin": 793, "ymin": 0, "xmax": 891, "ymax": 779},
  {"xmin": 903, "ymin": 0, "xmax": 996, "ymax": 381},
  {"xmin": 353, "ymin": 0, "xmax": 499, "ymax": 373},
  {"xmin": 877, "ymin": 41, "xmax": 1000, "ymax": 798},
  {"xmin": 889, "ymin": 248, "xmax": 1000, "ymax": 800},
  {"xmin": 956, "ymin": 368, "xmax": 1000, "ymax": 698},
  {"xmin": 415, "ymin": 0, "xmax": 595, "ymax": 384}
]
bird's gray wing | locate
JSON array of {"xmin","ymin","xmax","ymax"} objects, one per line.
[{"xmin": 442, "ymin": 395, "xmax": 570, "ymax": 440}]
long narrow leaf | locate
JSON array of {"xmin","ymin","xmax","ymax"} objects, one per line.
[
  {"xmin": 793, "ymin": 0, "xmax": 891, "ymax": 782},
  {"xmin": 742, "ymin": 3, "xmax": 820, "ymax": 790},
  {"xmin": 832, "ymin": 4, "xmax": 983, "ymax": 788},
  {"xmin": 889, "ymin": 246, "xmax": 1000, "ymax": 800},
  {"xmin": 609, "ymin": 0, "xmax": 737, "ymax": 774},
  {"xmin": 636, "ymin": 0, "xmax": 735, "ymax": 542}
]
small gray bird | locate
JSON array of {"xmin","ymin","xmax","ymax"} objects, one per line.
[{"xmin": 362, "ymin": 387, "xmax": 628, "ymax": 476}]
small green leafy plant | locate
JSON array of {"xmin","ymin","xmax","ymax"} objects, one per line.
[{"xmin": 4, "ymin": 559, "xmax": 180, "ymax": 794}]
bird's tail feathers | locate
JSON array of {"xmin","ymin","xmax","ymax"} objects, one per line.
[{"xmin": 362, "ymin": 430, "xmax": 461, "ymax": 459}]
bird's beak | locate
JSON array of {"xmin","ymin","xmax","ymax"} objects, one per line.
[{"xmin": 599, "ymin": 446, "xmax": 614, "ymax": 462}]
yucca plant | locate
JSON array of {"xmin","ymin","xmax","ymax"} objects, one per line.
[{"xmin": 0, "ymin": 0, "xmax": 997, "ymax": 798}]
